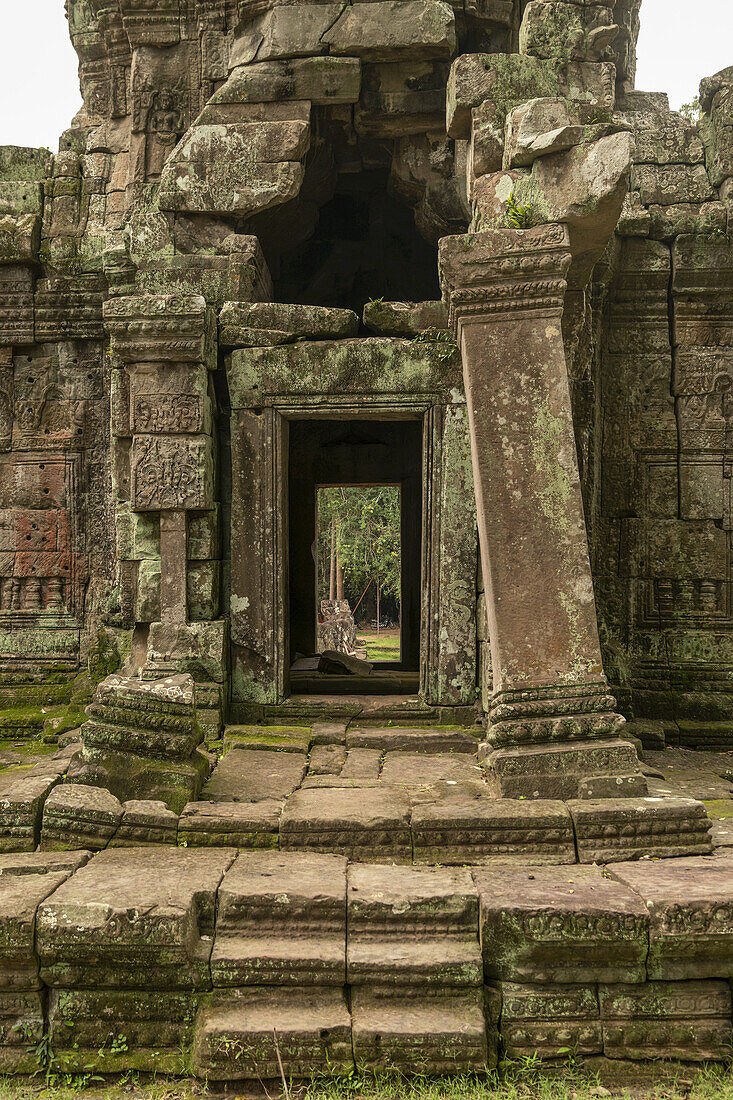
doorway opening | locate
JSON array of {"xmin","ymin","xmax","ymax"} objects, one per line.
[
  {"xmin": 316, "ymin": 485, "xmax": 402, "ymax": 665},
  {"xmin": 288, "ymin": 418, "xmax": 422, "ymax": 692}
]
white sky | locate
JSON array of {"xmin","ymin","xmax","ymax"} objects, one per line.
[{"xmin": 0, "ymin": 0, "xmax": 730, "ymax": 149}]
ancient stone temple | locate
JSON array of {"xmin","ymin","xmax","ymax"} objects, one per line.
[{"xmin": 0, "ymin": 0, "xmax": 732, "ymax": 1084}]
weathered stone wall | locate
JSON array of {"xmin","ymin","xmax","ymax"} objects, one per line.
[{"xmin": 0, "ymin": 0, "xmax": 730, "ymax": 740}]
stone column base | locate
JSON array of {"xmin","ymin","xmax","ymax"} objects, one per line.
[{"xmin": 479, "ymin": 739, "xmax": 648, "ymax": 800}]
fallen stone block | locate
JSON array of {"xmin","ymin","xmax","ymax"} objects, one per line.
[
  {"xmin": 600, "ymin": 980, "xmax": 733, "ymax": 1061},
  {"xmin": 0, "ymin": 775, "xmax": 60, "ymax": 852},
  {"xmin": 500, "ymin": 982, "xmax": 601, "ymax": 1060},
  {"xmin": 109, "ymin": 799, "xmax": 179, "ymax": 846},
  {"xmin": 193, "ymin": 989, "xmax": 353, "ymax": 1079},
  {"xmin": 568, "ymin": 796, "xmax": 712, "ymax": 863},
  {"xmin": 610, "ymin": 851, "xmax": 733, "ymax": 979},
  {"xmin": 178, "ymin": 801, "xmax": 282, "ymax": 848},
  {"xmin": 411, "ymin": 797, "xmax": 576, "ymax": 864},
  {"xmin": 201, "ymin": 748, "xmax": 306, "ymax": 802},
  {"xmin": 231, "ymin": 4, "xmax": 342, "ymax": 65},
  {"xmin": 362, "ymin": 301, "xmax": 449, "ymax": 337},
  {"xmin": 40, "ymin": 784, "xmax": 123, "ymax": 852},
  {"xmin": 351, "ymin": 989, "xmax": 490, "ymax": 1072},
  {"xmin": 280, "ymin": 787, "xmax": 411, "ymax": 860},
  {"xmin": 37, "ymin": 847, "xmax": 235, "ymax": 989},
  {"xmin": 47, "ymin": 988, "xmax": 198, "ymax": 1074},
  {"xmin": 211, "ymin": 851, "xmax": 346, "ymax": 986},
  {"xmin": 356, "ymin": 60, "xmax": 448, "ymax": 137},
  {"xmin": 475, "ymin": 865, "xmax": 649, "ymax": 983}
]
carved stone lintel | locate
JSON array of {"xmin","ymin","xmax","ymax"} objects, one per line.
[{"xmin": 103, "ymin": 293, "xmax": 213, "ymax": 365}]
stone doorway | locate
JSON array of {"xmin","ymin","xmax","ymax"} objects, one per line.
[
  {"xmin": 226, "ymin": 334, "xmax": 478, "ymax": 721},
  {"xmin": 288, "ymin": 419, "xmax": 423, "ymax": 690}
]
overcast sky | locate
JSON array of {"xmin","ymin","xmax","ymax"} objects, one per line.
[{"xmin": 0, "ymin": 0, "xmax": 730, "ymax": 149}]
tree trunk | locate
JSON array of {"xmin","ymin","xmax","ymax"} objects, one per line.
[
  {"xmin": 376, "ymin": 578, "xmax": 380, "ymax": 635},
  {"xmin": 329, "ymin": 516, "xmax": 336, "ymax": 601},
  {"xmin": 336, "ymin": 558, "xmax": 344, "ymax": 602}
]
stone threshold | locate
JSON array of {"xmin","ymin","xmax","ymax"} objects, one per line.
[{"xmin": 0, "ymin": 847, "xmax": 732, "ymax": 1079}]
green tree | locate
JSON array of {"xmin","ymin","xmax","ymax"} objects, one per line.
[{"xmin": 317, "ymin": 486, "xmax": 401, "ymax": 623}]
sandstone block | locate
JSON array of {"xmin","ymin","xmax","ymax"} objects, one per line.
[
  {"xmin": 362, "ymin": 300, "xmax": 449, "ymax": 336},
  {"xmin": 211, "ymin": 851, "xmax": 346, "ymax": 986},
  {"xmin": 231, "ymin": 5, "xmax": 342, "ymax": 65},
  {"xmin": 0, "ymin": 775, "xmax": 60, "ymax": 853},
  {"xmin": 193, "ymin": 989, "xmax": 353, "ymax": 1079},
  {"xmin": 500, "ymin": 982, "xmax": 602, "ymax": 1060},
  {"xmin": 0, "ymin": 870, "xmax": 72, "ymax": 990},
  {"xmin": 37, "ymin": 847, "xmax": 235, "ymax": 989},
  {"xmin": 40, "ymin": 784, "xmax": 122, "ymax": 852},
  {"xmin": 47, "ymin": 988, "xmax": 198, "ymax": 1074},
  {"xmin": 340, "ymin": 748, "xmax": 382, "ymax": 779},
  {"xmin": 281, "ymin": 787, "xmax": 411, "ymax": 860},
  {"xmin": 308, "ymin": 745, "xmax": 347, "ymax": 775},
  {"xmin": 217, "ymin": 57, "xmax": 361, "ymax": 104},
  {"xmin": 610, "ymin": 851, "xmax": 733, "ymax": 979},
  {"xmin": 615, "ymin": 106, "xmax": 704, "ymax": 165},
  {"xmin": 569, "ymin": 796, "xmax": 712, "ymax": 863},
  {"xmin": 0, "ymin": 990, "xmax": 45, "ymax": 1072},
  {"xmin": 600, "ymin": 980, "xmax": 733, "ymax": 1061},
  {"xmin": 380, "ymin": 751, "xmax": 484, "ymax": 788},
  {"xmin": 520, "ymin": 2, "xmax": 618, "ymax": 61},
  {"xmin": 351, "ymin": 989, "xmax": 489, "ymax": 1072},
  {"xmin": 447, "ymin": 53, "xmax": 560, "ymax": 139},
  {"xmin": 412, "ymin": 797, "xmax": 576, "ymax": 864},
  {"xmin": 159, "ymin": 122, "xmax": 308, "ymax": 217},
  {"xmin": 476, "ymin": 865, "xmax": 649, "ymax": 983},
  {"xmin": 178, "ymin": 800, "xmax": 282, "ymax": 848},
  {"xmin": 349, "ymin": 863, "xmax": 478, "ymax": 932},
  {"xmin": 219, "ymin": 302, "xmax": 358, "ymax": 347},
  {"xmin": 482, "ymin": 739, "xmax": 642, "ymax": 800},
  {"xmin": 631, "ymin": 163, "xmax": 715, "ymax": 206},
  {"xmin": 323, "ymin": 1, "xmax": 456, "ymax": 61},
  {"xmin": 202, "ymin": 748, "xmax": 306, "ymax": 802},
  {"xmin": 109, "ymin": 799, "xmax": 179, "ymax": 846}
]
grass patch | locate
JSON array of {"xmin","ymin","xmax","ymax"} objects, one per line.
[
  {"xmin": 2, "ymin": 1065, "xmax": 733, "ymax": 1100},
  {"xmin": 356, "ymin": 630, "xmax": 401, "ymax": 663}
]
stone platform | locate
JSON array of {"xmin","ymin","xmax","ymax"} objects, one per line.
[
  {"xmin": 0, "ymin": 724, "xmax": 719, "ymax": 864},
  {"xmin": 0, "ymin": 846, "xmax": 732, "ymax": 1079}
]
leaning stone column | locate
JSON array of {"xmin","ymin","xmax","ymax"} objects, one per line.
[{"xmin": 440, "ymin": 223, "xmax": 644, "ymax": 799}]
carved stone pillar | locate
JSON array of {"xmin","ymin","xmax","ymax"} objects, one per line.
[
  {"xmin": 440, "ymin": 224, "xmax": 645, "ymax": 799},
  {"xmin": 103, "ymin": 294, "xmax": 222, "ymax": 675}
]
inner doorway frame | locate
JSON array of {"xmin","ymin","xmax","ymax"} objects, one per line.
[{"xmin": 226, "ymin": 337, "xmax": 478, "ymax": 719}]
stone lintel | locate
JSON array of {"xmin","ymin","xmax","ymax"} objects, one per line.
[{"xmin": 103, "ymin": 293, "xmax": 214, "ymax": 366}]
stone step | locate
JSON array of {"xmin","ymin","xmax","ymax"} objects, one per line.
[
  {"xmin": 351, "ymin": 989, "xmax": 490, "ymax": 1072},
  {"xmin": 193, "ymin": 989, "xmax": 353, "ymax": 1080},
  {"xmin": 347, "ymin": 938, "xmax": 483, "ymax": 987},
  {"xmin": 211, "ymin": 933, "xmax": 344, "ymax": 986},
  {"xmin": 346, "ymin": 726, "xmax": 479, "ymax": 753}
]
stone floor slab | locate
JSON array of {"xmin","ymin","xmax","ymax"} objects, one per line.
[
  {"xmin": 380, "ymin": 752, "xmax": 485, "ymax": 789},
  {"xmin": 202, "ymin": 748, "xmax": 306, "ymax": 802}
]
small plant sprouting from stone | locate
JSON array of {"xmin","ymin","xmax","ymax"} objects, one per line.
[
  {"xmin": 412, "ymin": 328, "xmax": 458, "ymax": 361},
  {"xmin": 368, "ymin": 296, "xmax": 384, "ymax": 304},
  {"xmin": 504, "ymin": 191, "xmax": 533, "ymax": 230},
  {"xmin": 680, "ymin": 95, "xmax": 701, "ymax": 121}
]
